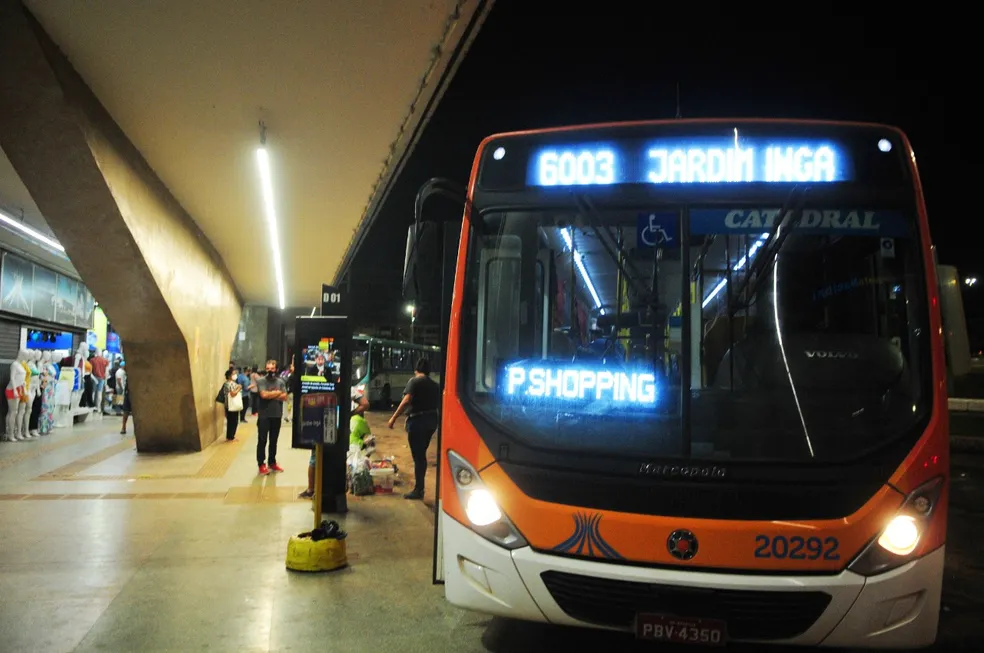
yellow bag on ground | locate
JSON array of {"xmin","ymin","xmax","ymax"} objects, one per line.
[{"xmin": 285, "ymin": 533, "xmax": 347, "ymax": 572}]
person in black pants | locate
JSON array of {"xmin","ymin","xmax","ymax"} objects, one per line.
[
  {"xmin": 254, "ymin": 359, "xmax": 288, "ymax": 475},
  {"xmin": 222, "ymin": 369, "xmax": 242, "ymax": 441},
  {"xmin": 387, "ymin": 358, "xmax": 441, "ymax": 500}
]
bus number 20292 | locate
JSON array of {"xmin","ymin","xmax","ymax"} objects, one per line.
[{"xmin": 754, "ymin": 535, "xmax": 840, "ymax": 560}]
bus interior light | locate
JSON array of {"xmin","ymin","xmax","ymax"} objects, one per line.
[
  {"xmin": 446, "ymin": 450, "xmax": 528, "ymax": 550},
  {"xmin": 848, "ymin": 476, "xmax": 944, "ymax": 577},
  {"xmin": 560, "ymin": 228, "xmax": 605, "ymax": 315},
  {"xmin": 702, "ymin": 232, "xmax": 770, "ymax": 308}
]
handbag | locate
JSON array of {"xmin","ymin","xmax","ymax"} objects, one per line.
[{"xmin": 227, "ymin": 390, "xmax": 244, "ymax": 412}]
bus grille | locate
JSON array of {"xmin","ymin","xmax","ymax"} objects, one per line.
[{"xmin": 540, "ymin": 571, "xmax": 831, "ymax": 640}]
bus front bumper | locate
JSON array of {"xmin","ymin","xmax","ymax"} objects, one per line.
[{"xmin": 442, "ymin": 513, "xmax": 942, "ymax": 648}]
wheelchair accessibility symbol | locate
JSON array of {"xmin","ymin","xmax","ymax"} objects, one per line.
[{"xmin": 638, "ymin": 213, "xmax": 677, "ymax": 248}]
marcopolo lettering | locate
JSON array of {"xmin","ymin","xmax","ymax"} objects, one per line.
[
  {"xmin": 639, "ymin": 463, "xmax": 727, "ymax": 479},
  {"xmin": 724, "ymin": 209, "xmax": 880, "ymax": 231}
]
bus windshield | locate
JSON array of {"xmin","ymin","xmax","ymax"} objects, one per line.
[{"xmin": 461, "ymin": 204, "xmax": 932, "ymax": 464}]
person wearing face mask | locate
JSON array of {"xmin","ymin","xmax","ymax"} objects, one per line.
[{"xmin": 254, "ymin": 359, "xmax": 288, "ymax": 475}]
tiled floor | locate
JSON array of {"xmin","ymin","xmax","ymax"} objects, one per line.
[
  {"xmin": 0, "ymin": 415, "xmax": 496, "ymax": 653},
  {"xmin": 7, "ymin": 416, "xmax": 975, "ymax": 652}
]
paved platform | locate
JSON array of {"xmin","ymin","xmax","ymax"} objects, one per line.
[{"xmin": 1, "ymin": 414, "xmax": 983, "ymax": 652}]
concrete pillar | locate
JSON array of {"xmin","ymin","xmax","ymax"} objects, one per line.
[
  {"xmin": 0, "ymin": 1, "xmax": 243, "ymax": 452},
  {"xmin": 230, "ymin": 304, "xmax": 270, "ymax": 369}
]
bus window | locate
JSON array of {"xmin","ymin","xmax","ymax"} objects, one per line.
[
  {"xmin": 465, "ymin": 210, "xmax": 684, "ymax": 456},
  {"xmin": 352, "ymin": 348, "xmax": 368, "ymax": 386},
  {"xmin": 691, "ymin": 209, "xmax": 929, "ymax": 461}
]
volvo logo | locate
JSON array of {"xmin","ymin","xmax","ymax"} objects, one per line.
[
  {"xmin": 667, "ymin": 529, "xmax": 698, "ymax": 560},
  {"xmin": 639, "ymin": 463, "xmax": 727, "ymax": 479},
  {"xmin": 804, "ymin": 350, "xmax": 859, "ymax": 360}
]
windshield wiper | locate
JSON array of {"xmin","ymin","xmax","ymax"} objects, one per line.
[{"xmin": 728, "ymin": 185, "xmax": 810, "ymax": 317}]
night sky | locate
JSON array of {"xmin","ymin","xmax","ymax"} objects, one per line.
[{"xmin": 351, "ymin": 2, "xmax": 973, "ymax": 332}]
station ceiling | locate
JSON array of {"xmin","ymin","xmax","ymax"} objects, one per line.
[{"xmin": 0, "ymin": 0, "xmax": 490, "ymax": 307}]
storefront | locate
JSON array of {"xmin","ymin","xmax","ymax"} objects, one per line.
[{"xmin": 0, "ymin": 249, "xmax": 96, "ymax": 433}]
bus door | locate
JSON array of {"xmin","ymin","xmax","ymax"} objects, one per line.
[{"xmin": 435, "ymin": 232, "xmax": 539, "ymax": 582}]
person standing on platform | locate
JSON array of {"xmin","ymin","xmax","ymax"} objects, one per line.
[
  {"xmin": 255, "ymin": 359, "xmax": 288, "ymax": 475},
  {"xmin": 236, "ymin": 367, "xmax": 250, "ymax": 423},
  {"xmin": 386, "ymin": 358, "xmax": 440, "ymax": 500},
  {"xmin": 222, "ymin": 369, "xmax": 242, "ymax": 441}
]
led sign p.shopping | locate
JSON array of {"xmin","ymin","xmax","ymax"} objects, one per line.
[
  {"xmin": 503, "ymin": 364, "xmax": 657, "ymax": 406},
  {"xmin": 528, "ymin": 138, "xmax": 847, "ymax": 186}
]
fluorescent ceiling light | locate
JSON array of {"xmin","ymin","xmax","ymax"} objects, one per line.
[
  {"xmin": 0, "ymin": 208, "xmax": 65, "ymax": 252},
  {"xmin": 256, "ymin": 147, "xmax": 286, "ymax": 310},
  {"xmin": 561, "ymin": 228, "xmax": 605, "ymax": 315}
]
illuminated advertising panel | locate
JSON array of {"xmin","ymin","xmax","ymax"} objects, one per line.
[{"xmin": 292, "ymin": 317, "xmax": 350, "ymax": 451}]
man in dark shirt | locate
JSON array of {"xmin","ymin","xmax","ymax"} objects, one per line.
[
  {"xmin": 387, "ymin": 358, "xmax": 440, "ymax": 500},
  {"xmin": 255, "ymin": 359, "xmax": 288, "ymax": 475}
]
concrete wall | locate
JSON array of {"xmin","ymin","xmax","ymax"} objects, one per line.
[
  {"xmin": 0, "ymin": 1, "xmax": 242, "ymax": 451},
  {"xmin": 231, "ymin": 304, "xmax": 269, "ymax": 369}
]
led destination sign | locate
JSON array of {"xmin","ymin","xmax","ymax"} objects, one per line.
[
  {"xmin": 527, "ymin": 137, "xmax": 849, "ymax": 187},
  {"xmin": 502, "ymin": 362, "xmax": 658, "ymax": 407}
]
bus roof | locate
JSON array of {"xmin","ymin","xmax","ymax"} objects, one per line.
[{"xmin": 478, "ymin": 118, "xmax": 909, "ymax": 146}]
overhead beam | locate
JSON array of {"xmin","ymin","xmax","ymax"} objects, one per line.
[{"xmin": 332, "ymin": 0, "xmax": 495, "ymax": 287}]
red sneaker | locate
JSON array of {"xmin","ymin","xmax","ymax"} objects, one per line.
[
  {"xmin": 258, "ymin": 464, "xmax": 269, "ymax": 475},
  {"xmin": 270, "ymin": 464, "xmax": 284, "ymax": 473}
]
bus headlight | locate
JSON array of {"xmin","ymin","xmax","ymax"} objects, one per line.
[
  {"xmin": 849, "ymin": 476, "xmax": 944, "ymax": 576},
  {"xmin": 465, "ymin": 489, "xmax": 501, "ymax": 526},
  {"xmin": 878, "ymin": 515, "xmax": 920, "ymax": 556},
  {"xmin": 447, "ymin": 450, "xmax": 528, "ymax": 550}
]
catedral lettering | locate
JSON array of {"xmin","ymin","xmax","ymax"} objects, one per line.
[
  {"xmin": 724, "ymin": 209, "xmax": 880, "ymax": 231},
  {"xmin": 419, "ymin": 120, "xmax": 949, "ymax": 649}
]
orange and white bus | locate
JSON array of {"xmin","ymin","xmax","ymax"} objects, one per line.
[{"xmin": 424, "ymin": 120, "xmax": 948, "ymax": 648}]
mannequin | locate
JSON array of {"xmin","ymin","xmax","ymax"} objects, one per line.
[
  {"xmin": 39, "ymin": 351, "xmax": 56, "ymax": 435},
  {"xmin": 4, "ymin": 349, "xmax": 28, "ymax": 441},
  {"xmin": 74, "ymin": 342, "xmax": 87, "ymax": 369},
  {"xmin": 15, "ymin": 349, "xmax": 34, "ymax": 439},
  {"xmin": 69, "ymin": 342, "xmax": 86, "ymax": 413},
  {"xmin": 27, "ymin": 350, "xmax": 42, "ymax": 438},
  {"xmin": 55, "ymin": 350, "xmax": 74, "ymax": 428}
]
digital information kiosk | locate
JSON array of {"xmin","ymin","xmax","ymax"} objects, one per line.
[{"xmin": 292, "ymin": 285, "xmax": 350, "ymax": 516}]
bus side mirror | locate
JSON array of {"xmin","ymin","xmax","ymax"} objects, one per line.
[
  {"xmin": 937, "ymin": 264, "xmax": 971, "ymax": 382},
  {"xmin": 403, "ymin": 222, "xmax": 441, "ymax": 306},
  {"xmin": 403, "ymin": 224, "xmax": 419, "ymax": 301}
]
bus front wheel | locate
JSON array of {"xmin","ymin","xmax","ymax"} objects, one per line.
[{"xmin": 381, "ymin": 384, "xmax": 392, "ymax": 409}]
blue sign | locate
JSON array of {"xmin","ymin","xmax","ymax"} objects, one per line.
[
  {"xmin": 501, "ymin": 361, "xmax": 657, "ymax": 407},
  {"xmin": 26, "ymin": 330, "xmax": 72, "ymax": 351},
  {"xmin": 637, "ymin": 212, "xmax": 677, "ymax": 248},
  {"xmin": 690, "ymin": 208, "xmax": 910, "ymax": 237},
  {"xmin": 527, "ymin": 137, "xmax": 851, "ymax": 187}
]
